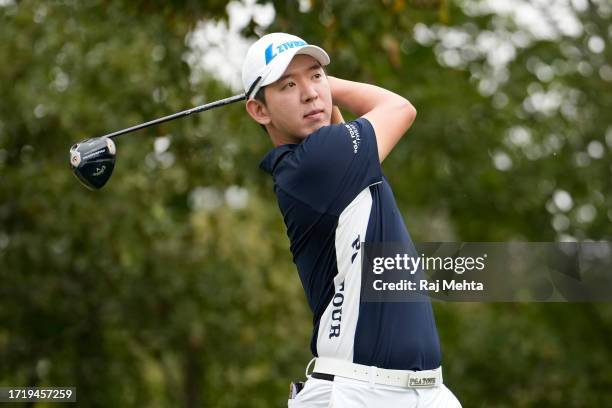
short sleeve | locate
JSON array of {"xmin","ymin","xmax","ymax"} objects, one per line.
[{"xmin": 274, "ymin": 117, "xmax": 382, "ymax": 215}]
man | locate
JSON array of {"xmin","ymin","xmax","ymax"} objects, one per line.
[{"xmin": 242, "ymin": 32, "xmax": 461, "ymax": 407}]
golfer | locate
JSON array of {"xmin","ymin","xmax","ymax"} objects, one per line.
[{"xmin": 242, "ymin": 33, "xmax": 461, "ymax": 407}]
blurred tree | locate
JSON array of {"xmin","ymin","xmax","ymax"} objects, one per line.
[{"xmin": 1, "ymin": 0, "xmax": 611, "ymax": 407}]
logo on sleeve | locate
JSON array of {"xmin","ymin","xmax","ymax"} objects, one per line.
[{"xmin": 344, "ymin": 123, "xmax": 361, "ymax": 154}]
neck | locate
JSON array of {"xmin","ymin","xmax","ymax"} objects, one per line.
[{"xmin": 268, "ymin": 127, "xmax": 302, "ymax": 147}]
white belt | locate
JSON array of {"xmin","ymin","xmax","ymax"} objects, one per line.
[{"xmin": 311, "ymin": 357, "xmax": 443, "ymax": 388}]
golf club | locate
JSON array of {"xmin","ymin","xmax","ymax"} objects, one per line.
[{"xmin": 69, "ymin": 77, "xmax": 262, "ymax": 190}]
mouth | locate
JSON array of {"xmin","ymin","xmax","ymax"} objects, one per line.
[{"xmin": 303, "ymin": 108, "xmax": 324, "ymax": 120}]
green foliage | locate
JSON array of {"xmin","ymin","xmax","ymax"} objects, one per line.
[{"xmin": 1, "ymin": 0, "xmax": 611, "ymax": 407}]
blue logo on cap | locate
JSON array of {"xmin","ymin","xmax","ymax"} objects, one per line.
[{"xmin": 264, "ymin": 40, "xmax": 307, "ymax": 65}]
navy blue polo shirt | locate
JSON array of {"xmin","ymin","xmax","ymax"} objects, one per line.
[{"xmin": 260, "ymin": 118, "xmax": 441, "ymax": 371}]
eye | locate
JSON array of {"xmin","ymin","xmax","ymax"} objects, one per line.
[
  {"xmin": 313, "ymin": 73, "xmax": 322, "ymax": 79},
  {"xmin": 282, "ymin": 81, "xmax": 296, "ymax": 90}
]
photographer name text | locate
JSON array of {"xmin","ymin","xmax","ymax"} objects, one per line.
[{"xmin": 373, "ymin": 279, "xmax": 484, "ymax": 292}]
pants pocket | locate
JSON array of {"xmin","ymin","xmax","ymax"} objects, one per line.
[{"xmin": 287, "ymin": 378, "xmax": 334, "ymax": 408}]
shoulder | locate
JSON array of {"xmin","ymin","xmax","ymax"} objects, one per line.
[
  {"xmin": 299, "ymin": 118, "xmax": 376, "ymax": 155},
  {"xmin": 306, "ymin": 118, "xmax": 375, "ymax": 141}
]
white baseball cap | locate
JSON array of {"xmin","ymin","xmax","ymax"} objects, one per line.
[{"xmin": 241, "ymin": 32, "xmax": 330, "ymax": 100}]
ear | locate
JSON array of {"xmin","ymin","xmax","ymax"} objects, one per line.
[{"xmin": 245, "ymin": 99, "xmax": 271, "ymax": 126}]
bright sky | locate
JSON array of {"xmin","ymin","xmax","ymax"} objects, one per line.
[
  {"xmin": 184, "ymin": 0, "xmax": 275, "ymax": 92},
  {"xmin": 184, "ymin": 0, "xmax": 593, "ymax": 96}
]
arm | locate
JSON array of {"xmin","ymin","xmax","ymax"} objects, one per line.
[{"xmin": 327, "ymin": 76, "xmax": 416, "ymax": 162}]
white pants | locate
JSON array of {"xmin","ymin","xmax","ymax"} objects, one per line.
[{"xmin": 288, "ymin": 376, "xmax": 461, "ymax": 408}]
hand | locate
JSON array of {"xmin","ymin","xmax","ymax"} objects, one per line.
[{"xmin": 331, "ymin": 105, "xmax": 345, "ymax": 124}]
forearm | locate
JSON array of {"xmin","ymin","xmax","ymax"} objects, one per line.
[
  {"xmin": 328, "ymin": 76, "xmax": 413, "ymax": 117},
  {"xmin": 327, "ymin": 76, "xmax": 417, "ymax": 162}
]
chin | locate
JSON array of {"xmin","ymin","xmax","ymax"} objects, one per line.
[
  {"xmin": 309, "ymin": 119, "xmax": 332, "ymax": 133},
  {"xmin": 302, "ymin": 125, "xmax": 324, "ymax": 137},
  {"xmin": 292, "ymin": 117, "xmax": 331, "ymax": 139}
]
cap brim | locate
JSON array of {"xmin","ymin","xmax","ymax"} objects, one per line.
[{"xmin": 249, "ymin": 45, "xmax": 330, "ymax": 98}]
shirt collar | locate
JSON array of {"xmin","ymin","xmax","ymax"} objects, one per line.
[{"xmin": 259, "ymin": 144, "xmax": 296, "ymax": 175}]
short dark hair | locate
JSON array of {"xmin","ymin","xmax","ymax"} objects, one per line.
[
  {"xmin": 253, "ymin": 86, "xmax": 267, "ymax": 133},
  {"xmin": 254, "ymin": 86, "xmax": 266, "ymax": 105}
]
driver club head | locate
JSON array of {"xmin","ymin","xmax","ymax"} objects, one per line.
[{"xmin": 69, "ymin": 137, "xmax": 116, "ymax": 190}]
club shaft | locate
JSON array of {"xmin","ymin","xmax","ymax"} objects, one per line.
[{"xmin": 103, "ymin": 93, "xmax": 246, "ymax": 139}]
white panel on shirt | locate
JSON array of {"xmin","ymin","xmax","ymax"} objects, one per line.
[{"xmin": 316, "ymin": 187, "xmax": 373, "ymax": 361}]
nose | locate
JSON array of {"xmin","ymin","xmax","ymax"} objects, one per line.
[{"xmin": 300, "ymin": 82, "xmax": 318, "ymax": 103}]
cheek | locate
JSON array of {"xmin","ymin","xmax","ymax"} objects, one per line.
[
  {"xmin": 315, "ymin": 86, "xmax": 332, "ymax": 111},
  {"xmin": 270, "ymin": 97, "xmax": 302, "ymax": 124}
]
